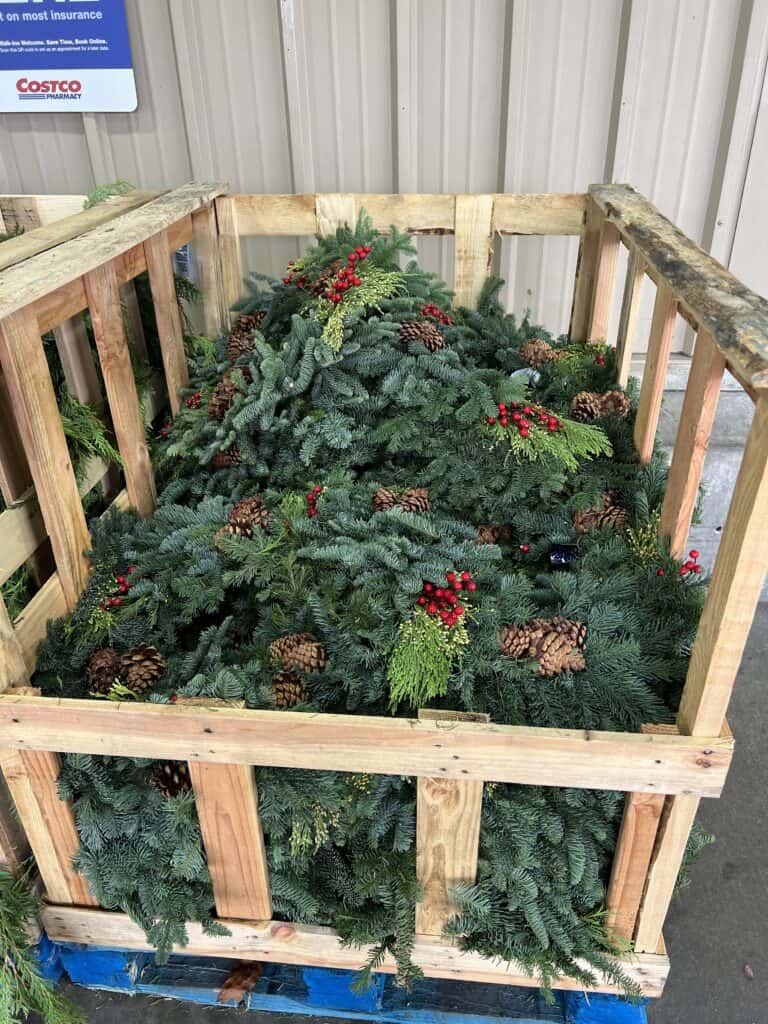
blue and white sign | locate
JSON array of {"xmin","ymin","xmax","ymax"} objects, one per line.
[{"xmin": 0, "ymin": 0, "xmax": 136, "ymax": 112}]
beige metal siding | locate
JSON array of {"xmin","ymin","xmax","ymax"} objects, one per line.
[{"xmin": 0, "ymin": 0, "xmax": 764, "ymax": 350}]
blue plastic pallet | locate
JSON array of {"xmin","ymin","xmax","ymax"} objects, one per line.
[{"xmin": 36, "ymin": 937, "xmax": 648, "ymax": 1024}]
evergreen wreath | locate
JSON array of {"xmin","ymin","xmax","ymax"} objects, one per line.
[{"xmin": 33, "ymin": 212, "xmax": 710, "ymax": 994}]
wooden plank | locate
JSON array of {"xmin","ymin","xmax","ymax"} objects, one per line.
[
  {"xmin": 13, "ymin": 575, "xmax": 67, "ymax": 672},
  {"xmin": 590, "ymin": 184, "xmax": 768, "ymax": 392},
  {"xmin": 660, "ymin": 331, "xmax": 726, "ymax": 557},
  {"xmin": 0, "ymin": 182, "xmax": 226, "ymax": 323},
  {"xmin": 120, "ymin": 281, "xmax": 148, "ymax": 360},
  {"xmin": 633, "ymin": 284, "xmax": 677, "ymax": 463},
  {"xmin": 41, "ymin": 906, "xmax": 669, "ymax": 996},
  {"xmin": 192, "ymin": 204, "xmax": 226, "ymax": 337},
  {"xmin": 0, "ymin": 192, "xmax": 160, "ymax": 272},
  {"xmin": 605, "ymin": 791, "xmax": 665, "ymax": 942},
  {"xmin": 0, "ymin": 309, "xmax": 90, "ymax": 609},
  {"xmin": 315, "ymin": 194, "xmax": 357, "ymax": 235},
  {"xmin": 0, "ymin": 194, "xmax": 83, "ymax": 231},
  {"xmin": 587, "ymin": 220, "xmax": 620, "ymax": 342},
  {"xmin": 188, "ymin": 762, "xmax": 272, "ymax": 921},
  {"xmin": 453, "ymin": 195, "xmax": 494, "ymax": 308},
  {"xmin": 416, "ymin": 709, "xmax": 485, "ymax": 935},
  {"xmin": 53, "ymin": 314, "xmax": 100, "ymax": 403},
  {"xmin": 144, "ymin": 230, "xmax": 189, "ymax": 416},
  {"xmin": 0, "ymin": 748, "xmax": 97, "ymax": 905},
  {"xmin": 615, "ymin": 249, "xmax": 646, "ymax": 387},
  {"xmin": 215, "ymin": 197, "xmax": 244, "ymax": 322},
  {"xmin": 0, "ymin": 593, "xmax": 28, "ymax": 690},
  {"xmin": 678, "ymin": 398, "xmax": 768, "ymax": 736},
  {"xmin": 31, "ymin": 216, "xmax": 193, "ymax": 337},
  {"xmin": 0, "ymin": 369, "xmax": 32, "ymax": 504},
  {"xmin": 492, "ymin": 193, "xmax": 586, "ymax": 235},
  {"xmin": 233, "ymin": 194, "xmax": 318, "ymax": 236},
  {"xmin": 633, "ymin": 794, "xmax": 700, "ymax": 953},
  {"xmin": 85, "ymin": 262, "xmax": 156, "ymax": 516},
  {"xmin": 0, "ymin": 771, "xmax": 29, "ymax": 874},
  {"xmin": 356, "ymin": 194, "xmax": 455, "ymax": 234},
  {"xmin": 569, "ymin": 196, "xmax": 601, "ymax": 341},
  {"xmin": 0, "ymin": 697, "xmax": 732, "ymax": 796}
]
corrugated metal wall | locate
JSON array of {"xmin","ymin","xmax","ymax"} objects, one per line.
[{"xmin": 1, "ymin": 0, "xmax": 766, "ymax": 349}]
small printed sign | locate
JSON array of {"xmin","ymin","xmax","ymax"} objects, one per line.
[{"xmin": 0, "ymin": 0, "xmax": 136, "ymax": 112}]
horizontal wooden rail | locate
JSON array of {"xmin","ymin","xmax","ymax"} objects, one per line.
[
  {"xmin": 0, "ymin": 698, "xmax": 732, "ymax": 796},
  {"xmin": 41, "ymin": 906, "xmax": 669, "ymax": 996},
  {"xmin": 590, "ymin": 183, "xmax": 768, "ymax": 391}
]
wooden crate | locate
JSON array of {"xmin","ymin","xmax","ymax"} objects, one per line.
[{"xmin": 1, "ymin": 184, "xmax": 766, "ymax": 998}]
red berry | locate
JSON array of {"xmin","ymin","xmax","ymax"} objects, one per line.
[
  {"xmin": 520, "ymin": 428, "xmax": 529, "ymax": 438},
  {"xmin": 455, "ymin": 606, "xmax": 464, "ymax": 616},
  {"xmin": 307, "ymin": 508, "xmax": 317, "ymax": 518},
  {"xmin": 417, "ymin": 596, "xmax": 427, "ymax": 606},
  {"xmin": 461, "ymin": 571, "xmax": 471, "ymax": 581},
  {"xmin": 364, "ymin": 245, "xmax": 371, "ymax": 253},
  {"xmin": 547, "ymin": 423, "xmax": 556, "ymax": 432},
  {"xmin": 689, "ymin": 549, "xmax": 699, "ymax": 560},
  {"xmin": 523, "ymin": 406, "xmax": 532, "ymax": 415},
  {"xmin": 519, "ymin": 544, "xmax": 530, "ymax": 553},
  {"xmin": 487, "ymin": 417, "xmax": 496, "ymax": 425},
  {"xmin": 352, "ymin": 276, "xmax": 361, "ymax": 286},
  {"xmin": 325, "ymin": 290, "xmax": 334, "ymax": 299},
  {"xmin": 447, "ymin": 592, "xmax": 458, "ymax": 605},
  {"xmin": 657, "ymin": 568, "xmax": 665, "ymax": 576},
  {"xmin": 446, "ymin": 572, "xmax": 456, "ymax": 582},
  {"xmin": 467, "ymin": 581, "xmax": 477, "ymax": 592},
  {"xmin": 427, "ymin": 603, "xmax": 438, "ymax": 615},
  {"xmin": 497, "ymin": 403, "xmax": 507, "ymax": 412},
  {"xmin": 112, "ymin": 597, "xmax": 123, "ymax": 607},
  {"xmin": 314, "ymin": 485, "xmax": 322, "ymax": 494},
  {"xmin": 441, "ymin": 611, "xmax": 451, "ymax": 622},
  {"xmin": 499, "ymin": 418, "xmax": 509, "ymax": 427},
  {"xmin": 596, "ymin": 354, "xmax": 606, "ymax": 366},
  {"xmin": 453, "ymin": 581, "xmax": 463, "ymax": 591},
  {"xmin": 128, "ymin": 565, "xmax": 136, "ymax": 573},
  {"xmin": 348, "ymin": 251, "xmax": 357, "ymax": 262},
  {"xmin": 693, "ymin": 565, "xmax": 702, "ymax": 573},
  {"xmin": 170, "ymin": 694, "xmax": 178, "ymax": 704},
  {"xmin": 307, "ymin": 492, "xmax": 316, "ymax": 501},
  {"xmin": 116, "ymin": 575, "xmax": 126, "ymax": 584},
  {"xmin": 513, "ymin": 412, "xmax": 522, "ymax": 422},
  {"xmin": 119, "ymin": 584, "xmax": 129, "ymax": 594},
  {"xmin": 424, "ymin": 583, "xmax": 433, "ymax": 592},
  {"xmin": 682, "ymin": 560, "xmax": 694, "ymax": 571}
]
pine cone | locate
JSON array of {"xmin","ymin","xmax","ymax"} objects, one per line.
[
  {"xmin": 500, "ymin": 619, "xmax": 586, "ymax": 676},
  {"xmin": 548, "ymin": 616, "xmax": 588, "ymax": 651},
  {"xmin": 570, "ymin": 391, "xmax": 603, "ymax": 423},
  {"xmin": 223, "ymin": 496, "xmax": 271, "ymax": 538},
  {"xmin": 310, "ymin": 259, "xmax": 345, "ymax": 297},
  {"xmin": 534, "ymin": 631, "xmax": 586, "ymax": 677},
  {"xmin": 208, "ymin": 368, "xmax": 253, "ymax": 422},
  {"xmin": 600, "ymin": 389, "xmax": 630, "ymax": 418},
  {"xmin": 399, "ymin": 320, "xmax": 445, "ymax": 353},
  {"xmin": 211, "ymin": 445, "xmax": 242, "ymax": 469},
  {"xmin": 477, "ymin": 525, "xmax": 502, "ymax": 545},
  {"xmin": 272, "ymin": 671, "xmax": 309, "ymax": 708},
  {"xmin": 373, "ymin": 487, "xmax": 398, "ymax": 512},
  {"xmin": 226, "ymin": 312, "xmax": 263, "ymax": 362},
  {"xmin": 520, "ymin": 338, "xmax": 558, "ymax": 369},
  {"xmin": 86, "ymin": 647, "xmax": 121, "ymax": 695},
  {"xmin": 499, "ymin": 625, "xmax": 535, "ymax": 659},
  {"xmin": 119, "ymin": 645, "xmax": 165, "ymax": 694},
  {"xmin": 270, "ymin": 633, "xmax": 326, "ymax": 673},
  {"xmin": 372, "ymin": 487, "xmax": 430, "ymax": 514},
  {"xmin": 596, "ymin": 504, "xmax": 630, "ymax": 532},
  {"xmin": 151, "ymin": 760, "xmax": 191, "ymax": 798},
  {"xmin": 574, "ymin": 495, "xmax": 629, "ymax": 534}
]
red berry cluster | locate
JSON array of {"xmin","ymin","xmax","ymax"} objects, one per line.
[
  {"xmin": 519, "ymin": 544, "xmax": 530, "ymax": 553},
  {"xmin": 416, "ymin": 570, "xmax": 476, "ymax": 628},
  {"xmin": 422, "ymin": 303, "xmax": 453, "ymax": 326},
  {"xmin": 680, "ymin": 549, "xmax": 702, "ymax": 576},
  {"xmin": 595, "ymin": 353, "xmax": 606, "ymax": 366},
  {"xmin": 159, "ymin": 420, "xmax": 172, "ymax": 439},
  {"xmin": 306, "ymin": 485, "xmax": 322, "ymax": 518},
  {"xmin": 283, "ymin": 260, "xmax": 308, "ymax": 289},
  {"xmin": 185, "ymin": 393, "xmax": 202, "ymax": 409},
  {"xmin": 323, "ymin": 246, "xmax": 371, "ymax": 304},
  {"xmin": 487, "ymin": 401, "xmax": 564, "ymax": 437},
  {"xmin": 99, "ymin": 566, "xmax": 136, "ymax": 611}
]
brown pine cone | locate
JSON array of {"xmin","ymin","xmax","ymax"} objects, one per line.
[
  {"xmin": 520, "ymin": 338, "xmax": 559, "ymax": 369},
  {"xmin": 208, "ymin": 368, "xmax": 253, "ymax": 422},
  {"xmin": 399, "ymin": 320, "xmax": 445, "ymax": 353},
  {"xmin": 119, "ymin": 645, "xmax": 165, "ymax": 694},
  {"xmin": 151, "ymin": 760, "xmax": 192, "ymax": 798},
  {"xmin": 548, "ymin": 616, "xmax": 588, "ymax": 651},
  {"xmin": 226, "ymin": 312, "xmax": 263, "ymax": 362},
  {"xmin": 86, "ymin": 647, "xmax": 121, "ymax": 695},
  {"xmin": 270, "ymin": 633, "xmax": 326, "ymax": 673},
  {"xmin": 596, "ymin": 505, "xmax": 630, "ymax": 532},
  {"xmin": 310, "ymin": 259, "xmax": 345, "ymax": 297},
  {"xmin": 499, "ymin": 625, "xmax": 535, "ymax": 659},
  {"xmin": 534, "ymin": 631, "xmax": 586, "ymax": 677},
  {"xmin": 373, "ymin": 487, "xmax": 398, "ymax": 512},
  {"xmin": 396, "ymin": 487, "xmax": 430, "ymax": 513},
  {"xmin": 272, "ymin": 671, "xmax": 309, "ymax": 708},
  {"xmin": 600, "ymin": 389, "xmax": 630, "ymax": 418},
  {"xmin": 477, "ymin": 525, "xmax": 503, "ymax": 545},
  {"xmin": 574, "ymin": 494, "xmax": 628, "ymax": 534},
  {"xmin": 225, "ymin": 496, "xmax": 270, "ymax": 538},
  {"xmin": 570, "ymin": 391, "xmax": 603, "ymax": 422},
  {"xmin": 211, "ymin": 445, "xmax": 242, "ymax": 469}
]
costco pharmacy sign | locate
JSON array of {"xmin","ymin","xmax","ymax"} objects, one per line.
[{"xmin": 0, "ymin": 0, "xmax": 136, "ymax": 113}]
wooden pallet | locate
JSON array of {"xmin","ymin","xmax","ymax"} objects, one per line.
[{"xmin": 1, "ymin": 185, "xmax": 767, "ymax": 997}]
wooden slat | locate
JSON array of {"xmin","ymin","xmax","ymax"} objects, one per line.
[
  {"xmin": 120, "ymin": 281, "xmax": 148, "ymax": 360},
  {"xmin": 0, "ymin": 369, "xmax": 32, "ymax": 504},
  {"xmin": 569, "ymin": 196, "xmax": 602, "ymax": 341},
  {"xmin": 188, "ymin": 762, "xmax": 272, "ymax": 921},
  {"xmin": 0, "ymin": 697, "xmax": 732, "ymax": 796},
  {"xmin": 356, "ymin": 194, "xmax": 455, "ymax": 234},
  {"xmin": 633, "ymin": 793, "xmax": 700, "ymax": 953},
  {"xmin": 678, "ymin": 398, "xmax": 768, "ymax": 736},
  {"xmin": 0, "ymin": 309, "xmax": 89, "ymax": 609},
  {"xmin": 0, "ymin": 194, "xmax": 83, "ymax": 232},
  {"xmin": 660, "ymin": 331, "xmax": 726, "ymax": 557},
  {"xmin": 587, "ymin": 220, "xmax": 620, "ymax": 342},
  {"xmin": 53, "ymin": 314, "xmax": 101, "ymax": 404},
  {"xmin": 0, "ymin": 182, "xmax": 226, "ymax": 323},
  {"xmin": 144, "ymin": 230, "xmax": 189, "ymax": 416},
  {"xmin": 192, "ymin": 204, "xmax": 226, "ymax": 337},
  {"xmin": 13, "ymin": 575, "xmax": 67, "ymax": 672},
  {"xmin": 0, "ymin": 192, "xmax": 160, "ymax": 272},
  {"xmin": 215, "ymin": 197, "xmax": 244, "ymax": 322},
  {"xmin": 0, "ymin": 748, "xmax": 97, "ymax": 905},
  {"xmin": 453, "ymin": 195, "xmax": 494, "ymax": 308},
  {"xmin": 492, "ymin": 194, "xmax": 586, "ymax": 235},
  {"xmin": 315, "ymin": 194, "xmax": 357, "ymax": 235},
  {"xmin": 233, "ymin": 194, "xmax": 318, "ymax": 236},
  {"xmin": 605, "ymin": 791, "xmax": 665, "ymax": 942},
  {"xmin": 590, "ymin": 184, "xmax": 768, "ymax": 392},
  {"xmin": 0, "ymin": 594, "xmax": 28, "ymax": 690},
  {"xmin": 85, "ymin": 262, "xmax": 156, "ymax": 516},
  {"xmin": 416, "ymin": 710, "xmax": 485, "ymax": 935},
  {"xmin": 633, "ymin": 284, "xmax": 677, "ymax": 463},
  {"xmin": 0, "ymin": 771, "xmax": 29, "ymax": 874},
  {"xmin": 615, "ymin": 249, "xmax": 646, "ymax": 387},
  {"xmin": 42, "ymin": 906, "xmax": 669, "ymax": 996}
]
